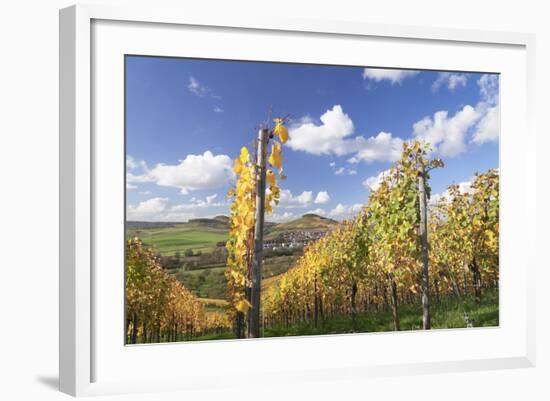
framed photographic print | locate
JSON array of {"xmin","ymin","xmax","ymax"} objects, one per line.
[{"xmin": 59, "ymin": 4, "xmax": 536, "ymax": 397}]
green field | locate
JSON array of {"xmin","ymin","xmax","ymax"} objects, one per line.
[
  {"xmin": 175, "ymin": 255, "xmax": 298, "ymax": 299},
  {"xmin": 127, "ymin": 224, "xmax": 228, "ymax": 256}
]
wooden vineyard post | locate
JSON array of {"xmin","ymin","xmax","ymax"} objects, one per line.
[
  {"xmin": 418, "ymin": 164, "xmax": 431, "ymax": 330},
  {"xmin": 249, "ymin": 128, "xmax": 268, "ymax": 338}
]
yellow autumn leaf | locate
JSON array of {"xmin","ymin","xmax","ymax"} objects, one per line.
[
  {"xmin": 273, "ymin": 119, "xmax": 289, "ymax": 144},
  {"xmin": 233, "ymin": 158, "xmax": 243, "ymax": 175},
  {"xmin": 266, "ymin": 169, "xmax": 276, "ymax": 186},
  {"xmin": 235, "ymin": 299, "xmax": 251, "ymax": 313},
  {"xmin": 268, "ymin": 141, "xmax": 282, "ymax": 169},
  {"xmin": 239, "ymin": 146, "xmax": 249, "ymax": 163}
]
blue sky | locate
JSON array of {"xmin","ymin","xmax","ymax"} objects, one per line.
[{"xmin": 125, "ymin": 56, "xmax": 499, "ymax": 222}]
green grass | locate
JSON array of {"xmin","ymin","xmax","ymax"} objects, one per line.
[
  {"xmin": 190, "ymin": 289, "xmax": 498, "ymax": 341},
  {"xmin": 176, "ymin": 266, "xmax": 227, "ymax": 299},
  {"xmin": 175, "ymin": 255, "xmax": 299, "ymax": 299},
  {"xmin": 127, "ymin": 224, "xmax": 228, "ymax": 256}
]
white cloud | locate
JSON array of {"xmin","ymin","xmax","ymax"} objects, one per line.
[
  {"xmin": 472, "ymin": 106, "xmax": 499, "ymax": 144},
  {"xmin": 213, "ymin": 106, "xmax": 224, "ymax": 113},
  {"xmin": 188, "ymin": 76, "xmax": 221, "ymax": 99},
  {"xmin": 432, "ymin": 72, "xmax": 468, "ymax": 92},
  {"xmin": 348, "ymin": 132, "xmax": 403, "ymax": 163},
  {"xmin": 414, "ymin": 73, "xmax": 500, "ymax": 155},
  {"xmin": 271, "ymin": 189, "xmax": 331, "ymax": 209},
  {"xmin": 307, "ymin": 203, "xmax": 363, "ymax": 221},
  {"xmin": 287, "ymin": 105, "xmax": 354, "ymax": 156},
  {"xmin": 268, "ymin": 211, "xmax": 296, "ymax": 223},
  {"xmin": 127, "ymin": 197, "xmax": 174, "ymax": 221},
  {"xmin": 329, "ymin": 162, "xmax": 336, "ymax": 167},
  {"xmin": 362, "ymin": 68, "xmax": 419, "ymax": 85},
  {"xmin": 170, "ymin": 193, "xmax": 225, "ymax": 211},
  {"xmin": 412, "ymin": 105, "xmax": 480, "ymax": 157},
  {"xmin": 277, "ymin": 189, "xmax": 314, "ymax": 209},
  {"xmin": 330, "ymin": 163, "xmax": 358, "ymax": 175},
  {"xmin": 288, "ymin": 105, "xmax": 403, "ymax": 163},
  {"xmin": 148, "ymin": 151, "xmax": 233, "ymax": 195},
  {"xmin": 126, "ymin": 156, "xmax": 154, "ymax": 190},
  {"xmin": 126, "ymin": 156, "xmax": 153, "ymax": 187},
  {"xmin": 328, "ymin": 203, "xmax": 364, "ymax": 220},
  {"xmin": 127, "ymin": 194, "xmax": 227, "ymax": 222},
  {"xmin": 126, "ymin": 156, "xmax": 147, "ymax": 171},
  {"xmin": 363, "ymin": 169, "xmax": 392, "ymax": 192},
  {"xmin": 314, "ymin": 191, "xmax": 330, "ymax": 204},
  {"xmin": 470, "ymin": 74, "xmax": 499, "ymax": 144},
  {"xmin": 305, "ymin": 208, "xmax": 325, "ymax": 216},
  {"xmin": 430, "ymin": 179, "xmax": 473, "ymax": 206},
  {"xmin": 478, "ymin": 74, "xmax": 499, "ymax": 105},
  {"xmin": 127, "ymin": 171, "xmax": 155, "ymax": 184}
]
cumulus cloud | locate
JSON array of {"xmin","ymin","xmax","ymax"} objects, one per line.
[
  {"xmin": 126, "ymin": 155, "xmax": 147, "ymax": 171},
  {"xmin": 314, "ymin": 191, "xmax": 330, "ymax": 204},
  {"xmin": 348, "ymin": 132, "xmax": 403, "ymax": 164},
  {"xmin": 413, "ymin": 105, "xmax": 480, "ymax": 157},
  {"xmin": 126, "ymin": 156, "xmax": 155, "ymax": 189},
  {"xmin": 362, "ymin": 68, "xmax": 419, "ymax": 85},
  {"xmin": 306, "ymin": 203, "xmax": 363, "ymax": 221},
  {"xmin": 472, "ymin": 106, "xmax": 499, "ymax": 144},
  {"xmin": 268, "ymin": 211, "xmax": 297, "ymax": 223},
  {"xmin": 432, "ymin": 72, "xmax": 468, "ymax": 92},
  {"xmin": 413, "ymin": 73, "xmax": 500, "ymax": 156},
  {"xmin": 328, "ymin": 203, "xmax": 364, "ymax": 220},
  {"xmin": 478, "ymin": 74, "xmax": 499, "ymax": 105},
  {"xmin": 288, "ymin": 105, "xmax": 403, "ymax": 163},
  {"xmin": 362, "ymin": 169, "xmax": 392, "ymax": 192},
  {"xmin": 305, "ymin": 208, "xmax": 325, "ymax": 215},
  {"xmin": 276, "ymin": 189, "xmax": 314, "ymax": 209},
  {"xmin": 287, "ymin": 105, "xmax": 355, "ymax": 156},
  {"xmin": 213, "ymin": 106, "xmax": 224, "ymax": 113},
  {"xmin": 127, "ymin": 194, "xmax": 226, "ymax": 222},
  {"xmin": 127, "ymin": 171, "xmax": 155, "ymax": 184},
  {"xmin": 471, "ymin": 75, "xmax": 500, "ymax": 144},
  {"xmin": 147, "ymin": 151, "xmax": 233, "ymax": 195},
  {"xmin": 126, "ymin": 152, "xmax": 233, "ymax": 194},
  {"xmin": 127, "ymin": 197, "xmax": 170, "ymax": 221},
  {"xmin": 330, "ymin": 163, "xmax": 358, "ymax": 175},
  {"xmin": 429, "ymin": 179, "xmax": 473, "ymax": 206}
]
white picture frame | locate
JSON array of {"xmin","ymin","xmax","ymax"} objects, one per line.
[{"xmin": 59, "ymin": 4, "xmax": 536, "ymax": 397}]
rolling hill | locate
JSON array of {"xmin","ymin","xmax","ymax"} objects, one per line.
[
  {"xmin": 127, "ymin": 213, "xmax": 339, "ymax": 255},
  {"xmin": 264, "ymin": 213, "xmax": 339, "ymax": 239}
]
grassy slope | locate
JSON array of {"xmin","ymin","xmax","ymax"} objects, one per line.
[
  {"xmin": 126, "ymin": 223, "xmax": 228, "ymax": 256},
  {"xmin": 265, "ymin": 214, "xmax": 339, "ymax": 239},
  {"xmin": 175, "ymin": 255, "xmax": 297, "ymax": 299}
]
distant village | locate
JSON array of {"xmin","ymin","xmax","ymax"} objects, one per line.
[{"xmin": 263, "ymin": 230, "xmax": 329, "ymax": 250}]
